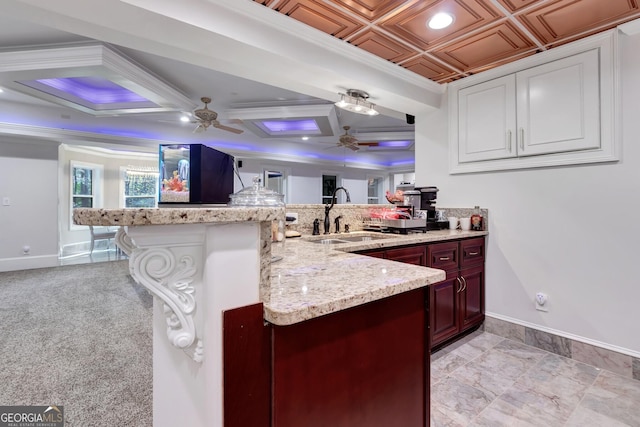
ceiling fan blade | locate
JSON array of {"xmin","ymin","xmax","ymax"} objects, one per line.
[
  {"xmin": 193, "ymin": 124, "xmax": 205, "ymax": 133},
  {"xmin": 356, "ymin": 141, "xmax": 379, "ymax": 146},
  {"xmin": 347, "ymin": 145, "xmax": 360, "ymax": 151},
  {"xmin": 213, "ymin": 122, "xmax": 244, "ymax": 134}
]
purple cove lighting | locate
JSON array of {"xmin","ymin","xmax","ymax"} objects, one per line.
[
  {"xmin": 377, "ymin": 140, "xmax": 412, "ymax": 148},
  {"xmin": 34, "ymin": 77, "xmax": 149, "ymax": 104},
  {"xmin": 261, "ymin": 119, "xmax": 319, "ymax": 132}
]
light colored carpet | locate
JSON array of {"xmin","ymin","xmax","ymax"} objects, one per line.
[{"xmin": 0, "ymin": 260, "xmax": 152, "ymax": 426}]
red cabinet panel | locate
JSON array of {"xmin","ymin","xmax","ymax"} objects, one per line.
[{"xmin": 272, "ymin": 288, "xmax": 429, "ymax": 427}]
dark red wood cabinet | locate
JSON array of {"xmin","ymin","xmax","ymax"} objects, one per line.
[
  {"xmin": 355, "ymin": 244, "xmax": 427, "ymax": 266},
  {"xmin": 357, "ymin": 236, "xmax": 486, "ymax": 351},
  {"xmin": 427, "ymin": 237, "xmax": 485, "ymax": 349},
  {"xmin": 272, "ymin": 288, "xmax": 429, "ymax": 427},
  {"xmin": 223, "ymin": 290, "xmax": 430, "ymax": 427}
]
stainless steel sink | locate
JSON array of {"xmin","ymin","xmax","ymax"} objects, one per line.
[
  {"xmin": 336, "ymin": 235, "xmax": 385, "ymax": 242},
  {"xmin": 308, "ymin": 234, "xmax": 392, "ymax": 244},
  {"xmin": 309, "ymin": 238, "xmax": 351, "ymax": 244}
]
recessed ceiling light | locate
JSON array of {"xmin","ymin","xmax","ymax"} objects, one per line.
[
  {"xmin": 428, "ymin": 12, "xmax": 454, "ymax": 30},
  {"xmin": 301, "ymin": 136, "xmax": 309, "ymax": 141}
]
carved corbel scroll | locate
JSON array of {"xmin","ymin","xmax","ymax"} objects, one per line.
[
  {"xmin": 130, "ymin": 247, "xmax": 204, "ymax": 363},
  {"xmin": 115, "ymin": 227, "xmax": 135, "ymax": 256}
]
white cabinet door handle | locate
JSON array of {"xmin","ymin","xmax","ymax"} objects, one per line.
[
  {"xmin": 456, "ymin": 277, "xmax": 463, "ymax": 293},
  {"xmin": 520, "ymin": 128, "xmax": 524, "ymax": 151},
  {"xmin": 507, "ymin": 130, "xmax": 512, "ymax": 151}
]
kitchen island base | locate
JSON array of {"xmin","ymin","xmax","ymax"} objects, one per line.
[{"xmin": 224, "ymin": 288, "xmax": 430, "ymax": 427}]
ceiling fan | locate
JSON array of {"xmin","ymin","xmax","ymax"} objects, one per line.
[
  {"xmin": 190, "ymin": 97, "xmax": 244, "ymax": 134},
  {"xmin": 336, "ymin": 126, "xmax": 379, "ymax": 151}
]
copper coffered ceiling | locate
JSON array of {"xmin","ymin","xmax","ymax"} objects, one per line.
[{"xmin": 254, "ymin": 0, "xmax": 640, "ymax": 83}]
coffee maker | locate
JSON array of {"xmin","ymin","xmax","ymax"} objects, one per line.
[{"xmin": 415, "ymin": 186, "xmax": 448, "ymax": 230}]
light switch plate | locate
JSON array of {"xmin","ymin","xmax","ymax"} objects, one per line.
[{"xmin": 2, "ymin": 197, "xmax": 9, "ymax": 206}]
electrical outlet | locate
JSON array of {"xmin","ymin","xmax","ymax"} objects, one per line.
[
  {"xmin": 286, "ymin": 212, "xmax": 298, "ymax": 225},
  {"xmin": 535, "ymin": 292, "xmax": 548, "ymax": 312}
]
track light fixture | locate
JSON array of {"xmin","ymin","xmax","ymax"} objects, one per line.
[{"xmin": 335, "ymin": 89, "xmax": 379, "ymax": 116}]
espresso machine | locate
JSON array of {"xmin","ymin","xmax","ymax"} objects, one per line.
[{"xmin": 414, "ymin": 186, "xmax": 448, "ymax": 230}]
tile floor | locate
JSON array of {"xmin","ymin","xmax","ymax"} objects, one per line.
[{"xmin": 431, "ymin": 330, "xmax": 640, "ymax": 426}]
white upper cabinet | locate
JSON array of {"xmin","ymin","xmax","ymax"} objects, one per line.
[
  {"xmin": 449, "ymin": 30, "xmax": 619, "ymax": 174},
  {"xmin": 458, "ymin": 74, "xmax": 516, "ymax": 163},
  {"xmin": 516, "ymin": 49, "xmax": 600, "ymax": 157}
]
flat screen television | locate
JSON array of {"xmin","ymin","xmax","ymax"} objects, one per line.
[{"xmin": 159, "ymin": 144, "xmax": 234, "ymax": 205}]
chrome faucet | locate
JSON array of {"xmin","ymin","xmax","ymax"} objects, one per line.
[{"xmin": 324, "ymin": 187, "xmax": 351, "ymax": 234}]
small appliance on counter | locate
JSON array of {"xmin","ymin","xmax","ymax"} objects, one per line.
[{"xmin": 415, "ymin": 186, "xmax": 449, "ymax": 230}]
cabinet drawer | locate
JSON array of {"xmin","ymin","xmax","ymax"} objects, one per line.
[
  {"xmin": 461, "ymin": 238, "xmax": 485, "ymax": 267},
  {"xmin": 427, "ymin": 241, "xmax": 458, "ymax": 271},
  {"xmin": 386, "ymin": 245, "xmax": 427, "ymax": 266}
]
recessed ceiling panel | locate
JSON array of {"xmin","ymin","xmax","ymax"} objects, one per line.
[
  {"xmin": 228, "ymin": 104, "xmax": 339, "ymax": 138},
  {"xmin": 400, "ymin": 55, "xmax": 460, "ymax": 82},
  {"xmin": 0, "ymin": 44, "xmax": 194, "ymax": 116},
  {"xmin": 16, "ymin": 77, "xmax": 160, "ymax": 112},
  {"xmin": 431, "ymin": 22, "xmax": 537, "ymax": 72},
  {"xmin": 330, "ymin": 0, "xmax": 409, "ymax": 21},
  {"xmin": 516, "ymin": 0, "xmax": 640, "ymax": 45},
  {"xmin": 349, "ymin": 29, "xmax": 419, "ymax": 63},
  {"xmin": 379, "ymin": 0, "xmax": 502, "ymax": 51},
  {"xmin": 275, "ymin": 0, "xmax": 365, "ymax": 39}
]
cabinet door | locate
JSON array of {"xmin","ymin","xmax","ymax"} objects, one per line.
[
  {"xmin": 458, "ymin": 74, "xmax": 516, "ymax": 163},
  {"xmin": 516, "ymin": 49, "xmax": 600, "ymax": 156},
  {"xmin": 429, "ymin": 270, "xmax": 460, "ymax": 348},
  {"xmin": 385, "ymin": 245, "xmax": 426, "ymax": 266},
  {"xmin": 459, "ymin": 265, "xmax": 484, "ymax": 331}
]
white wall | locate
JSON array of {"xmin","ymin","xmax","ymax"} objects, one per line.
[
  {"xmin": 234, "ymin": 158, "xmax": 391, "ymax": 205},
  {"xmin": 415, "ymin": 31, "xmax": 640, "ymax": 355},
  {"xmin": 0, "ymin": 138, "xmax": 59, "ymax": 271},
  {"xmin": 58, "ymin": 145, "xmax": 157, "ymax": 252}
]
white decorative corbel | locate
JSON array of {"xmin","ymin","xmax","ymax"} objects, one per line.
[
  {"xmin": 115, "ymin": 227, "xmax": 135, "ymax": 256},
  {"xmin": 130, "ymin": 247, "xmax": 204, "ymax": 363}
]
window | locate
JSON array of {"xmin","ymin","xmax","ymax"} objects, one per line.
[
  {"xmin": 322, "ymin": 174, "xmax": 337, "ymax": 204},
  {"xmin": 70, "ymin": 161, "xmax": 103, "ymax": 229},
  {"xmin": 72, "ymin": 166, "xmax": 94, "ymax": 208},
  {"xmin": 122, "ymin": 166, "xmax": 158, "ymax": 208},
  {"xmin": 367, "ymin": 176, "xmax": 384, "ymax": 204}
]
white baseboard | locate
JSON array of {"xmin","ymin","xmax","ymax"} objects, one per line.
[{"xmin": 0, "ymin": 254, "xmax": 59, "ymax": 272}]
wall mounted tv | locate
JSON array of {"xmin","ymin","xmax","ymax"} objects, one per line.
[{"xmin": 159, "ymin": 144, "xmax": 234, "ymax": 205}]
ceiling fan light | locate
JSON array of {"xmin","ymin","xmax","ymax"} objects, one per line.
[
  {"xmin": 428, "ymin": 12, "xmax": 454, "ymax": 29},
  {"xmin": 180, "ymin": 115, "xmax": 190, "ymax": 122}
]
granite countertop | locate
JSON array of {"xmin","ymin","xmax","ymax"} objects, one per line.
[
  {"xmin": 73, "ymin": 206, "xmax": 285, "ymax": 226},
  {"xmin": 264, "ymin": 229, "xmax": 487, "ymax": 325}
]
